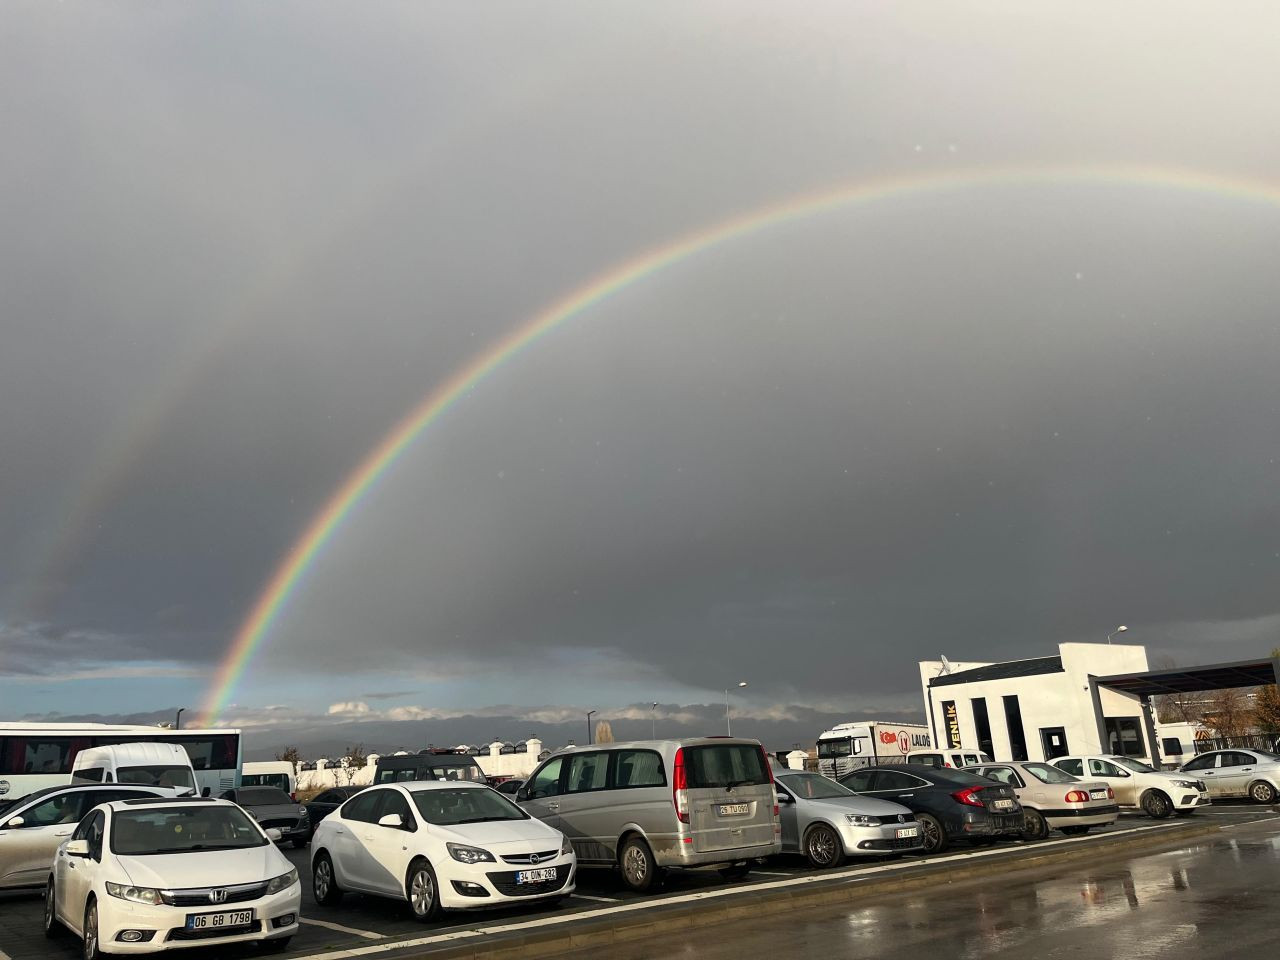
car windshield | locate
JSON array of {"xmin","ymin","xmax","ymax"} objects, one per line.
[
  {"xmin": 412, "ymin": 787, "xmax": 528, "ymax": 825},
  {"xmin": 1111, "ymin": 757, "xmax": 1156, "ymax": 773},
  {"xmin": 118, "ymin": 765, "xmax": 195, "ymax": 790},
  {"xmin": 1022, "ymin": 762, "xmax": 1077, "ymax": 784},
  {"xmin": 237, "ymin": 787, "xmax": 292, "ymax": 806},
  {"xmin": 112, "ymin": 806, "xmax": 267, "ymax": 854},
  {"xmin": 778, "ymin": 773, "xmax": 855, "ymax": 799}
]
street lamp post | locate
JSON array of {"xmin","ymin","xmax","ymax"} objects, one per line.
[
  {"xmin": 650, "ymin": 702, "xmax": 658, "ymax": 740},
  {"xmin": 1106, "ymin": 625, "xmax": 1129, "ymax": 645},
  {"xmin": 724, "ymin": 682, "xmax": 747, "ymax": 736},
  {"xmin": 175, "ymin": 708, "xmax": 185, "ymax": 730},
  {"xmin": 587, "ymin": 710, "xmax": 597, "ymax": 745}
]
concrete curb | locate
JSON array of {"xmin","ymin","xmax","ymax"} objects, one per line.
[{"xmin": 320, "ymin": 821, "xmax": 1223, "ymax": 960}]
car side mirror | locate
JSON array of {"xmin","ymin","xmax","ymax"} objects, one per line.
[
  {"xmin": 775, "ymin": 792, "xmax": 793, "ymax": 804},
  {"xmin": 5, "ymin": 816, "xmax": 24, "ymax": 829},
  {"xmin": 516, "ymin": 786, "xmax": 531, "ymax": 802},
  {"xmin": 377, "ymin": 813, "xmax": 404, "ymax": 829},
  {"xmin": 266, "ymin": 828, "xmax": 283, "ymax": 842},
  {"xmin": 65, "ymin": 839, "xmax": 90, "ymax": 858},
  {"xmin": 201, "ymin": 787, "xmax": 211, "ymax": 798}
]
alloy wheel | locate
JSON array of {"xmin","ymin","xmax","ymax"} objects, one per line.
[
  {"xmin": 410, "ymin": 868, "xmax": 435, "ymax": 917},
  {"xmin": 84, "ymin": 903, "xmax": 98, "ymax": 960},
  {"xmin": 623, "ymin": 845, "xmax": 648, "ymax": 885},
  {"xmin": 314, "ymin": 859, "xmax": 331, "ymax": 900},
  {"xmin": 807, "ymin": 826, "xmax": 838, "ymax": 866}
]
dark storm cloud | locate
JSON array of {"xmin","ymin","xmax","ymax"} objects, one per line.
[{"xmin": 4, "ymin": 3, "xmax": 1280, "ymax": 718}]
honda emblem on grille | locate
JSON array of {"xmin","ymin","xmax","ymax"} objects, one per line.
[
  {"xmin": 528, "ymin": 853, "xmax": 541, "ymax": 864},
  {"xmin": 209, "ymin": 889, "xmax": 229, "ymax": 904}
]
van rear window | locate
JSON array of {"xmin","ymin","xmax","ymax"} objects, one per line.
[{"xmin": 684, "ymin": 745, "xmax": 769, "ymax": 788}]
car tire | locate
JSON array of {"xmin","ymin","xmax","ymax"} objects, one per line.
[
  {"xmin": 1141, "ymin": 789, "xmax": 1174, "ymax": 819},
  {"xmin": 1249, "ymin": 780, "xmax": 1277, "ymax": 804},
  {"xmin": 83, "ymin": 898, "xmax": 101, "ymax": 960},
  {"xmin": 1020, "ymin": 808, "xmax": 1049, "ymax": 842},
  {"xmin": 1059, "ymin": 825, "xmax": 1090, "ymax": 836},
  {"xmin": 406, "ymin": 858, "xmax": 442, "ymax": 923},
  {"xmin": 917, "ymin": 813, "xmax": 948, "ymax": 854},
  {"xmin": 619, "ymin": 835, "xmax": 663, "ymax": 893},
  {"xmin": 44, "ymin": 877, "xmax": 62, "ymax": 938},
  {"xmin": 260, "ymin": 936, "xmax": 293, "ymax": 953},
  {"xmin": 312, "ymin": 851, "xmax": 343, "ymax": 906},
  {"xmin": 803, "ymin": 823, "xmax": 845, "ymax": 869}
]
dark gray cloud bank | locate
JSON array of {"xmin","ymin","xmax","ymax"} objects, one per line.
[{"xmin": 4, "ymin": 3, "xmax": 1280, "ymax": 725}]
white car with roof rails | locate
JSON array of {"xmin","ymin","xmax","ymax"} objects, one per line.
[
  {"xmin": 310, "ymin": 780, "xmax": 575, "ymax": 921},
  {"xmin": 1051, "ymin": 755, "xmax": 1209, "ymax": 818},
  {"xmin": 44, "ymin": 796, "xmax": 300, "ymax": 958}
]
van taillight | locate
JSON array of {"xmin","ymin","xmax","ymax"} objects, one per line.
[
  {"xmin": 673, "ymin": 747, "xmax": 689, "ymax": 823},
  {"xmin": 760, "ymin": 747, "xmax": 779, "ymax": 817}
]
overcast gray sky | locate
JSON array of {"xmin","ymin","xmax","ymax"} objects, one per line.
[{"xmin": 4, "ymin": 2, "xmax": 1280, "ymax": 747}]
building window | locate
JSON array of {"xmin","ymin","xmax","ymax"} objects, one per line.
[
  {"xmin": 1003, "ymin": 695, "xmax": 1028, "ymax": 762},
  {"xmin": 1105, "ymin": 718, "xmax": 1146, "ymax": 757},
  {"xmin": 970, "ymin": 699, "xmax": 994, "ymax": 758}
]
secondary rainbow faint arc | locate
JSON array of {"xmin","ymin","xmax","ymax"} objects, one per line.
[{"xmin": 197, "ymin": 163, "xmax": 1280, "ymax": 724}]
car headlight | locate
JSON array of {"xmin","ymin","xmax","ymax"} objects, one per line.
[
  {"xmin": 266, "ymin": 868, "xmax": 299, "ymax": 895},
  {"xmin": 105, "ymin": 882, "xmax": 162, "ymax": 905},
  {"xmin": 446, "ymin": 842, "xmax": 495, "ymax": 864},
  {"xmin": 560, "ymin": 835, "xmax": 573, "ymax": 856},
  {"xmin": 1172, "ymin": 780, "xmax": 1201, "ymax": 790},
  {"xmin": 844, "ymin": 814, "xmax": 878, "ymax": 827}
]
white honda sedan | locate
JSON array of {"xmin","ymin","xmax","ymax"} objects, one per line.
[
  {"xmin": 310, "ymin": 781, "xmax": 574, "ymax": 921},
  {"xmin": 44, "ymin": 797, "xmax": 300, "ymax": 958}
]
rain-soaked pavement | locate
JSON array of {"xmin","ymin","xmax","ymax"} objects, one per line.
[{"xmin": 565, "ymin": 816, "xmax": 1280, "ymax": 959}]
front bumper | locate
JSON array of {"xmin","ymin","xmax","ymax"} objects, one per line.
[
  {"xmin": 839, "ymin": 821, "xmax": 924, "ymax": 855},
  {"xmin": 437, "ymin": 854, "xmax": 576, "ymax": 910},
  {"xmin": 96, "ymin": 883, "xmax": 301, "ymax": 953},
  {"xmin": 1174, "ymin": 788, "xmax": 1209, "ymax": 808}
]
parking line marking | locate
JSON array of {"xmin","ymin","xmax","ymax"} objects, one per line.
[
  {"xmin": 300, "ymin": 917, "xmax": 384, "ymax": 940},
  {"xmin": 286, "ymin": 822, "xmax": 1222, "ymax": 960},
  {"xmin": 572, "ymin": 893, "xmax": 620, "ymax": 902},
  {"xmin": 752, "ymin": 870, "xmax": 794, "ymax": 877}
]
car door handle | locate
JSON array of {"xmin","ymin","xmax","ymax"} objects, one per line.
[
  {"xmin": 897, "ymin": 794, "xmax": 914, "ymax": 799},
  {"xmin": 1242, "ymin": 768, "xmax": 1253, "ymax": 772},
  {"xmin": 547, "ymin": 802, "xmax": 560, "ymax": 811},
  {"xmin": 334, "ymin": 827, "xmax": 346, "ymax": 834}
]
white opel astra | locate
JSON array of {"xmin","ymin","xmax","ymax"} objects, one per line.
[
  {"xmin": 44, "ymin": 797, "xmax": 301, "ymax": 958},
  {"xmin": 310, "ymin": 781, "xmax": 575, "ymax": 920}
]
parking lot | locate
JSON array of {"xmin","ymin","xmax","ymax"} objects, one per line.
[{"xmin": 2, "ymin": 802, "xmax": 1272, "ymax": 960}]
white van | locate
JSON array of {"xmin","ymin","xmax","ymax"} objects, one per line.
[
  {"xmin": 70, "ymin": 742, "xmax": 198, "ymax": 795},
  {"xmin": 907, "ymin": 749, "xmax": 992, "ymax": 769},
  {"xmin": 241, "ymin": 760, "xmax": 298, "ymax": 800}
]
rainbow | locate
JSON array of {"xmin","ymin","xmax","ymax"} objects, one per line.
[{"xmin": 197, "ymin": 164, "xmax": 1280, "ymax": 724}]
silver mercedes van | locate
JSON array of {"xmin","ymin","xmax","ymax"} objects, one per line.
[{"xmin": 517, "ymin": 738, "xmax": 781, "ymax": 891}]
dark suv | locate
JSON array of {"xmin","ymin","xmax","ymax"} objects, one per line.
[
  {"xmin": 840, "ymin": 764, "xmax": 1023, "ymax": 853},
  {"xmin": 372, "ymin": 751, "xmax": 486, "ymax": 785}
]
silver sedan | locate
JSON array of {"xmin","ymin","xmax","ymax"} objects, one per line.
[{"xmin": 774, "ymin": 770, "xmax": 923, "ymax": 868}]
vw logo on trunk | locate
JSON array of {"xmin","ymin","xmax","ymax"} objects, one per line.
[
  {"xmin": 208, "ymin": 889, "xmax": 229, "ymax": 904},
  {"xmin": 898, "ymin": 814, "xmax": 908, "ymax": 823}
]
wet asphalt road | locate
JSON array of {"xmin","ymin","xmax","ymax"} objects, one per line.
[
  {"xmin": 565, "ymin": 814, "xmax": 1280, "ymax": 960},
  {"xmin": 2, "ymin": 805, "xmax": 1274, "ymax": 959}
]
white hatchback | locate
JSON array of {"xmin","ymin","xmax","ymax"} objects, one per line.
[
  {"xmin": 44, "ymin": 797, "xmax": 301, "ymax": 958},
  {"xmin": 310, "ymin": 781, "xmax": 574, "ymax": 921}
]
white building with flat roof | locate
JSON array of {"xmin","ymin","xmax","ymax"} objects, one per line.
[{"xmin": 919, "ymin": 643, "xmax": 1153, "ymax": 764}]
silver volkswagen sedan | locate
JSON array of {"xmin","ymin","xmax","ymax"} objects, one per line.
[{"xmin": 773, "ymin": 769, "xmax": 922, "ymax": 867}]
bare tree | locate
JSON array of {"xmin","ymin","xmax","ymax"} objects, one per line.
[
  {"xmin": 340, "ymin": 743, "xmax": 367, "ymax": 786},
  {"xmin": 275, "ymin": 746, "xmax": 301, "ymax": 767},
  {"xmin": 1202, "ymin": 688, "xmax": 1253, "ymax": 741},
  {"xmin": 594, "ymin": 720, "xmax": 615, "ymax": 745}
]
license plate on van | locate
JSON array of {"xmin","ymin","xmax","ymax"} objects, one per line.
[
  {"xmin": 718, "ymin": 803, "xmax": 750, "ymax": 816},
  {"xmin": 185, "ymin": 910, "xmax": 253, "ymax": 930},
  {"xmin": 516, "ymin": 867, "xmax": 557, "ymax": 884}
]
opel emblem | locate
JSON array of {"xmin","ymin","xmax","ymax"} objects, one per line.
[
  {"xmin": 209, "ymin": 889, "xmax": 229, "ymax": 904},
  {"xmin": 528, "ymin": 853, "xmax": 541, "ymax": 865}
]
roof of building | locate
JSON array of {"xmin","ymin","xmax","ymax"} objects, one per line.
[
  {"xmin": 929, "ymin": 656, "xmax": 1064, "ymax": 688},
  {"xmin": 1095, "ymin": 657, "xmax": 1279, "ymax": 696}
]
